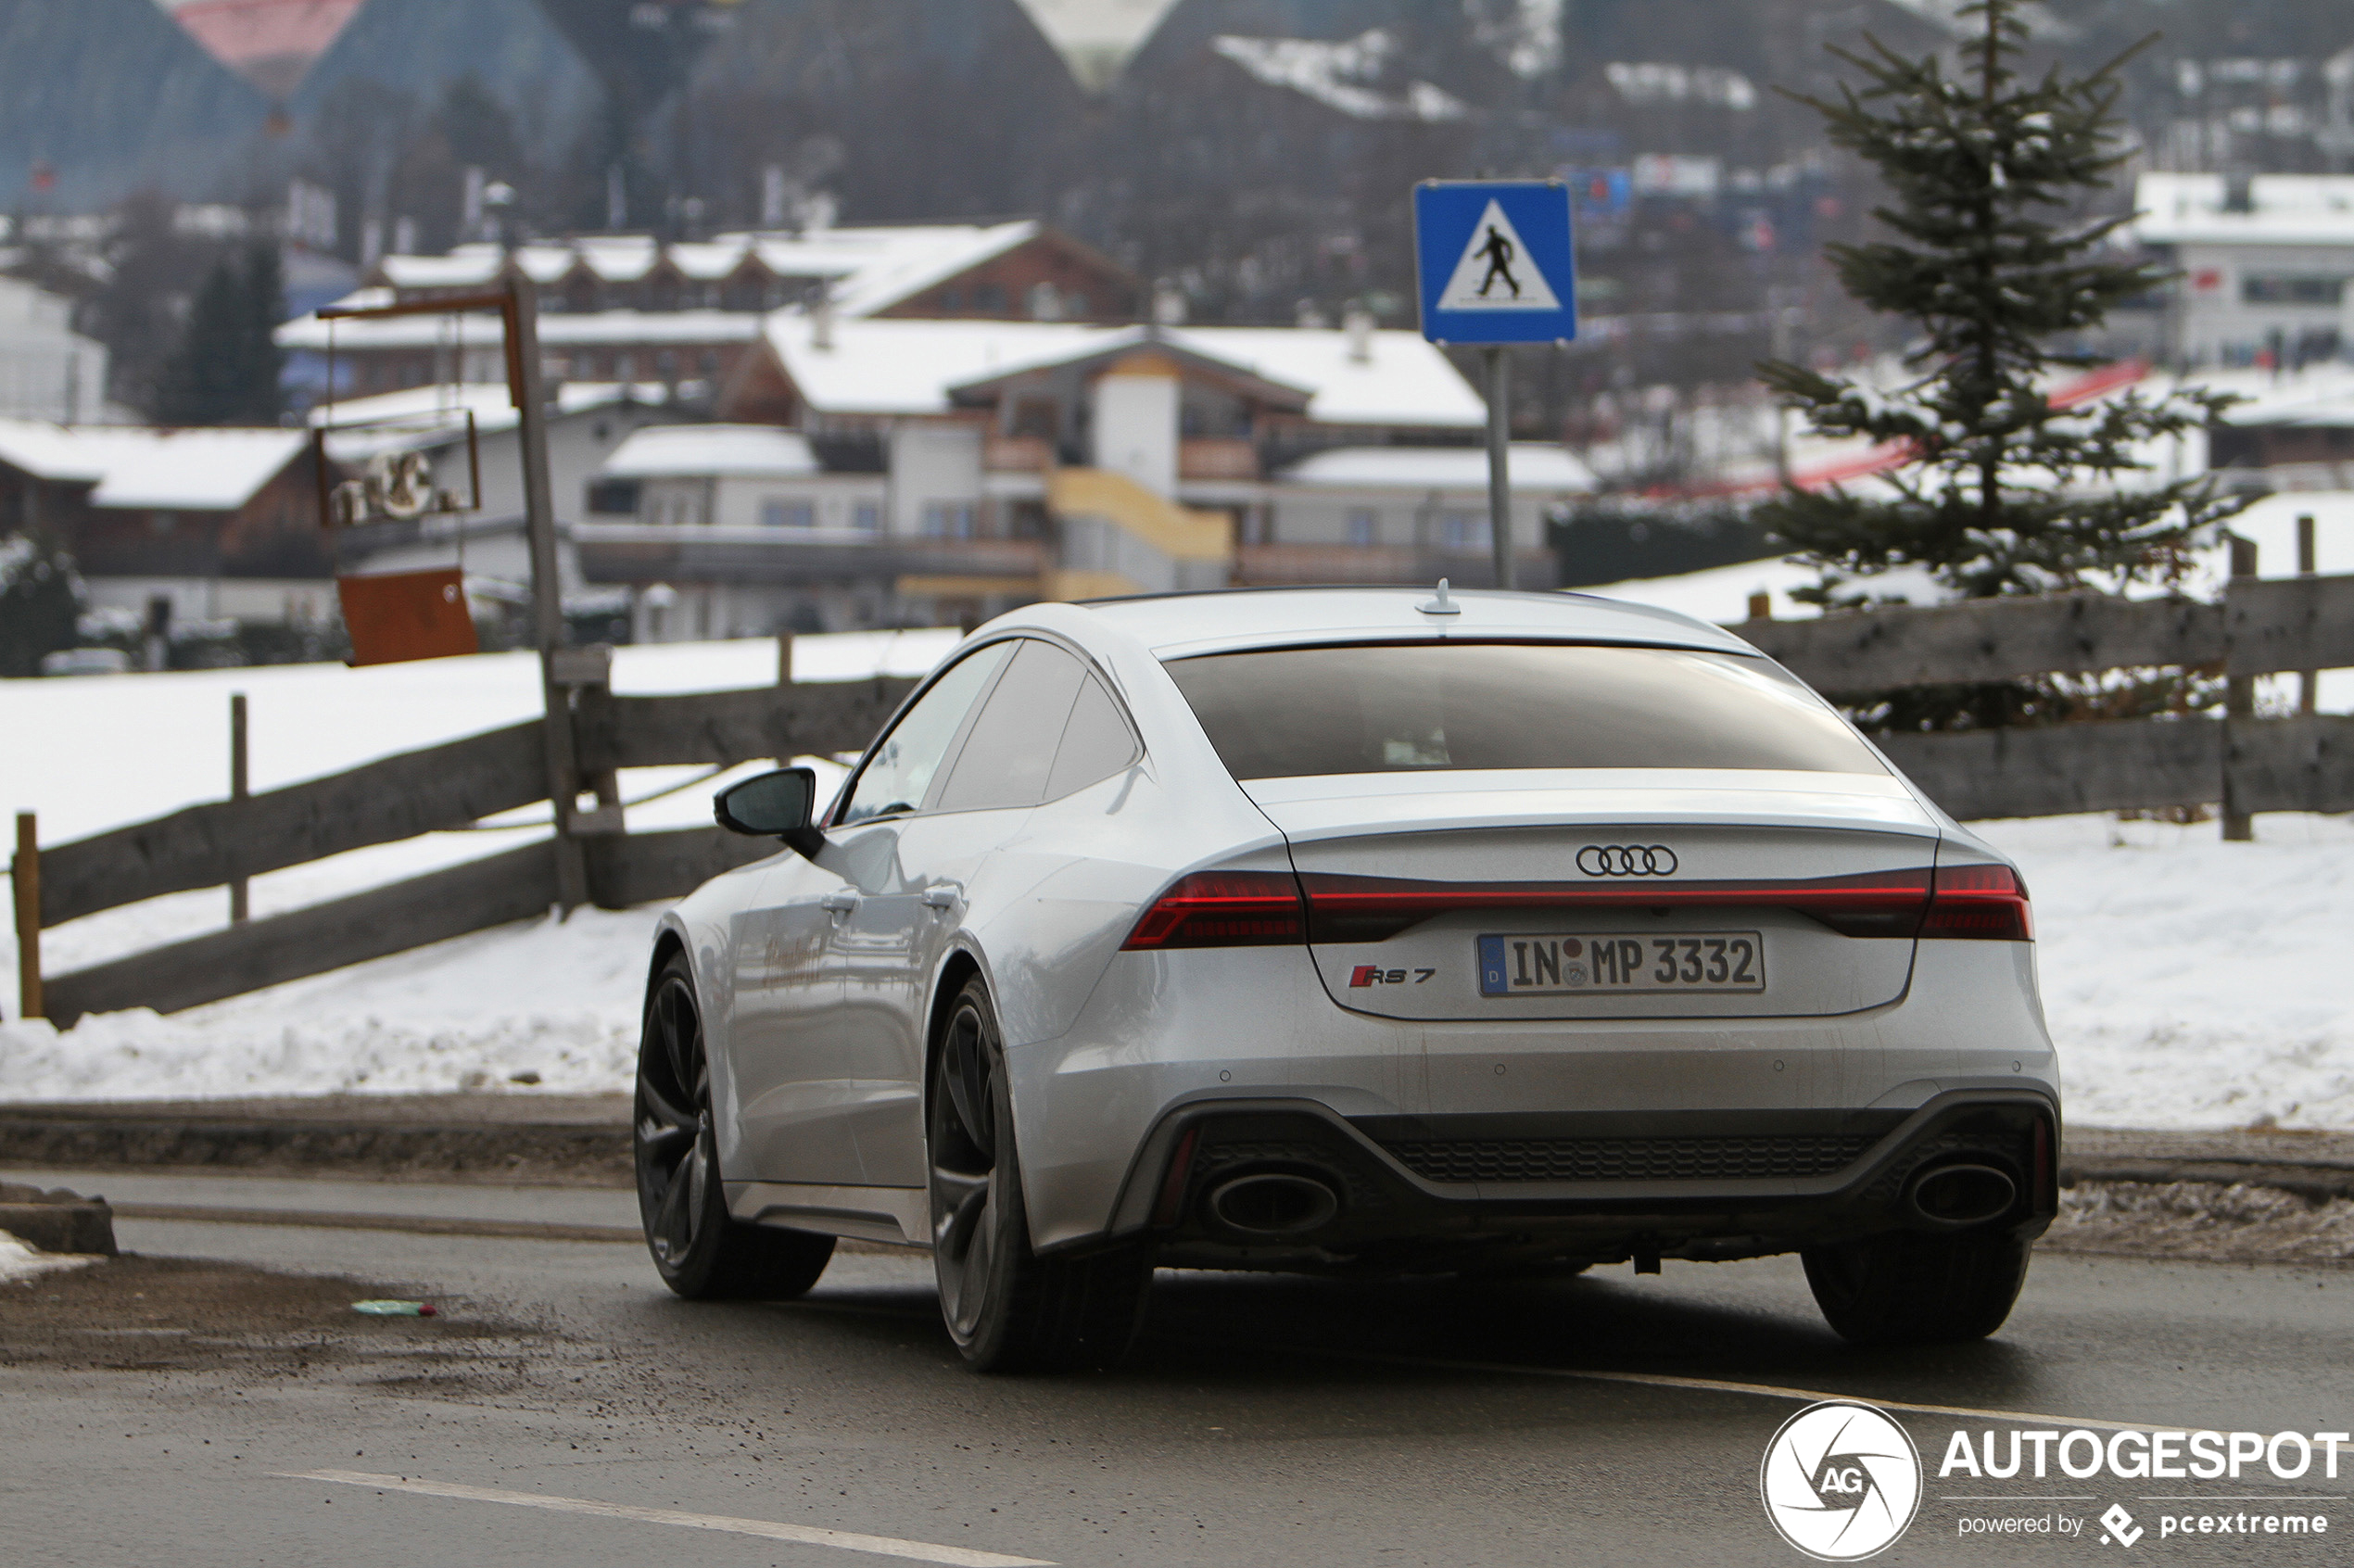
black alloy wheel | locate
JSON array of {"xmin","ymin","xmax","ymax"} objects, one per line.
[
  {"xmin": 927, "ymin": 976, "xmax": 1151, "ymax": 1372},
  {"xmin": 635, "ymin": 954, "xmax": 834, "ymax": 1299}
]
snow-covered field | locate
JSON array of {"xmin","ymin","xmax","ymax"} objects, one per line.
[{"xmin": 3, "ymin": 606, "xmax": 2349, "ymax": 1130}]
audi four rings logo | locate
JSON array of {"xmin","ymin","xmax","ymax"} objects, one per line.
[{"xmin": 1577, "ymin": 844, "xmax": 1677, "ymax": 877}]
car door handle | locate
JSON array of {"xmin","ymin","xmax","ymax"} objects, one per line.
[
  {"xmin": 819, "ymin": 891, "xmax": 859, "ymax": 914},
  {"xmin": 920, "ymin": 887, "xmax": 959, "ymax": 910}
]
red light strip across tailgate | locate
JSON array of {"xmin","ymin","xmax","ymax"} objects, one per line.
[
  {"xmin": 1298, "ymin": 869, "xmax": 1935, "ymax": 941},
  {"xmin": 1120, "ymin": 863, "xmax": 2031, "ymax": 950}
]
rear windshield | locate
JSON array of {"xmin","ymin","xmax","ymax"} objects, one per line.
[{"xmin": 1163, "ymin": 641, "xmax": 1885, "ymax": 779}]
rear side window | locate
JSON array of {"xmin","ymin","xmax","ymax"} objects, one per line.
[
  {"xmin": 1164, "ymin": 642, "xmax": 1884, "ymax": 779},
  {"xmin": 935, "ymin": 639, "xmax": 1088, "ymax": 812},
  {"xmin": 1044, "ymin": 674, "xmax": 1140, "ymax": 800}
]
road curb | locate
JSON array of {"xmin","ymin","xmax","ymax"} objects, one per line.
[{"xmin": 0, "ymin": 1107, "xmax": 629, "ymax": 1186}]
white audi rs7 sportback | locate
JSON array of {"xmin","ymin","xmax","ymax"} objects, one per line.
[{"xmin": 634, "ymin": 586, "xmax": 2058, "ymax": 1371}]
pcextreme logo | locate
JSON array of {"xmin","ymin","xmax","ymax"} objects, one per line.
[{"xmin": 1760, "ymin": 1401, "xmax": 1923, "ymax": 1562}]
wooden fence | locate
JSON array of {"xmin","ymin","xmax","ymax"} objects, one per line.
[
  {"xmin": 1741, "ymin": 562, "xmax": 2354, "ymax": 826},
  {"xmin": 10, "ymin": 562, "xmax": 2353, "ymax": 1027},
  {"xmin": 12, "ymin": 659, "xmax": 915, "ymax": 1027}
]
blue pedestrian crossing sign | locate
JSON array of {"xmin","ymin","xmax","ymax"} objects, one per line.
[{"xmin": 1413, "ymin": 180, "xmax": 1577, "ymax": 346}]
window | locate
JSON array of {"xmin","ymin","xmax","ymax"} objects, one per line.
[
  {"xmin": 1438, "ymin": 512, "xmax": 1486, "ymax": 551},
  {"xmin": 1045, "ymin": 674, "xmax": 1141, "ymax": 800},
  {"xmin": 839, "ymin": 641, "xmax": 1016, "ymax": 824},
  {"xmin": 922, "ymin": 502, "xmax": 976, "ymax": 538},
  {"xmin": 2242, "ymin": 275, "xmax": 2347, "ymax": 306},
  {"xmin": 585, "ymin": 478, "xmax": 639, "ymax": 516},
  {"xmin": 1164, "ymin": 643, "xmax": 1886, "ymax": 780},
  {"xmin": 853, "ymin": 500, "xmax": 883, "ymax": 533},
  {"xmin": 935, "ymin": 641, "xmax": 1087, "ymax": 812},
  {"xmin": 760, "ymin": 498, "xmax": 816, "ymax": 528},
  {"xmin": 1346, "ymin": 508, "xmax": 1378, "ymax": 548}
]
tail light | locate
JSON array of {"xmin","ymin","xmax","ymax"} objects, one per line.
[
  {"xmin": 1919, "ymin": 863, "xmax": 2033, "ymax": 942},
  {"xmin": 1122, "ymin": 870, "xmax": 1305, "ymax": 950},
  {"xmin": 1296, "ymin": 869, "xmax": 1934, "ymax": 942}
]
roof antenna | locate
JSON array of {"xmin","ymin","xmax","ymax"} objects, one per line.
[{"xmin": 1419, "ymin": 577, "xmax": 1460, "ymax": 614}]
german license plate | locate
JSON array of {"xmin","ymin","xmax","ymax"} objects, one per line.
[{"xmin": 1476, "ymin": 932, "xmax": 1766, "ymax": 996}]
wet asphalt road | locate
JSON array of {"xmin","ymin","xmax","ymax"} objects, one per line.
[{"xmin": 3, "ymin": 1216, "xmax": 2348, "ymax": 1568}]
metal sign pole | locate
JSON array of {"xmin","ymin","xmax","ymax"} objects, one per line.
[
  {"xmin": 508, "ymin": 277, "xmax": 590, "ymax": 914},
  {"xmin": 1486, "ymin": 347, "xmax": 1512, "ymax": 590},
  {"xmin": 1411, "ymin": 178, "xmax": 1574, "ymax": 597}
]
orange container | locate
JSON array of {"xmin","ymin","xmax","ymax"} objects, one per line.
[{"xmin": 337, "ymin": 568, "xmax": 478, "ymax": 666}]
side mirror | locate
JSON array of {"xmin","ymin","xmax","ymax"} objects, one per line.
[{"xmin": 715, "ymin": 767, "xmax": 823, "ymax": 858}]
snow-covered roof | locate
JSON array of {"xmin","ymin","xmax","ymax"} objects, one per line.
[
  {"xmin": 1169, "ymin": 325, "xmax": 1486, "ymax": 428},
  {"xmin": 0, "ymin": 419, "xmax": 305, "ymax": 510},
  {"xmin": 2204, "ymin": 363, "xmax": 2354, "ymax": 426},
  {"xmin": 764, "ymin": 317, "xmax": 1486, "ymax": 429},
  {"xmin": 277, "ymin": 309, "xmax": 765, "ymax": 352},
  {"xmin": 750, "ymin": 221, "xmax": 1043, "ymax": 317},
  {"xmin": 311, "ymin": 382, "xmax": 677, "ymax": 459},
  {"xmin": 2133, "ymin": 173, "xmax": 2354, "ymax": 247},
  {"xmin": 599, "ymin": 424, "xmax": 820, "ymax": 479},
  {"xmin": 1280, "ymin": 444, "xmax": 1597, "ymax": 493},
  {"xmin": 355, "ymin": 221, "xmax": 1047, "ymax": 320},
  {"xmin": 1210, "ymin": 31, "xmax": 1467, "ymax": 121}
]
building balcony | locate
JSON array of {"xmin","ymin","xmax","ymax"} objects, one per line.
[
  {"xmin": 575, "ymin": 524, "xmax": 1047, "ymax": 590},
  {"xmin": 984, "ymin": 435, "xmax": 1055, "ymax": 473},
  {"xmin": 1179, "ymin": 437, "xmax": 1259, "ymax": 481},
  {"xmin": 1234, "ymin": 542, "xmax": 1558, "ymax": 590}
]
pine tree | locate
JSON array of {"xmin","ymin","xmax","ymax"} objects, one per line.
[
  {"xmin": 153, "ymin": 243, "xmax": 285, "ymax": 426},
  {"xmin": 0, "ymin": 531, "xmax": 83, "ymax": 678},
  {"xmin": 1757, "ymin": 0, "xmax": 2242, "ymax": 607}
]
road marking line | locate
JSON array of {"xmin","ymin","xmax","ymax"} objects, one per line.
[
  {"xmin": 276, "ymin": 1471, "xmax": 1054, "ymax": 1567},
  {"xmin": 1239, "ymin": 1344, "xmax": 2229, "ymax": 1435}
]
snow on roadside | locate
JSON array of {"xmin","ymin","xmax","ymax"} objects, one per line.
[
  {"xmin": 0, "ymin": 1233, "xmax": 99, "ymax": 1283},
  {"xmin": 1975, "ymin": 811, "xmax": 2354, "ymax": 1132}
]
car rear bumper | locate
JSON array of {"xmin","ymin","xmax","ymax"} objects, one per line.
[
  {"xmin": 1011, "ymin": 940, "xmax": 2057, "ymax": 1256},
  {"xmin": 1069, "ymin": 1088, "xmax": 2058, "ymax": 1271}
]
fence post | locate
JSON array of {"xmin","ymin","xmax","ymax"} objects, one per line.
[
  {"xmin": 1746, "ymin": 591, "xmax": 1772, "ymax": 623},
  {"xmin": 12, "ymin": 813, "xmax": 39, "ymax": 1020},
  {"xmin": 2297, "ymin": 514, "xmax": 2318, "ymax": 717},
  {"xmin": 2222, "ymin": 535, "xmax": 2259, "ymax": 841},
  {"xmin": 777, "ymin": 632, "xmax": 793, "ymax": 686},
  {"xmin": 229, "ymin": 692, "xmax": 249, "ymax": 924}
]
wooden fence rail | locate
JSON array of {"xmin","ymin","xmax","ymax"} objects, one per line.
[
  {"xmin": 1739, "ymin": 574, "xmax": 2354, "ymax": 694},
  {"xmin": 15, "ymin": 663, "xmax": 919, "ymax": 1027},
  {"xmin": 1738, "ymin": 567, "xmax": 2354, "ymax": 824}
]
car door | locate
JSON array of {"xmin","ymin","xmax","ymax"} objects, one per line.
[
  {"xmin": 824, "ymin": 637, "xmax": 1092, "ymax": 1186},
  {"xmin": 729, "ymin": 640, "xmax": 1014, "ymax": 1188}
]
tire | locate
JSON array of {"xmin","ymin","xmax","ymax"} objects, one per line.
[
  {"xmin": 1802, "ymin": 1229, "xmax": 2032, "ymax": 1347},
  {"xmin": 635, "ymin": 954, "xmax": 835, "ymax": 1301},
  {"xmin": 928, "ymin": 976, "xmax": 1151, "ymax": 1372}
]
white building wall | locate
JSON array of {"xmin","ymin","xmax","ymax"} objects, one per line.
[
  {"xmin": 424, "ymin": 404, "xmax": 672, "ymax": 521},
  {"xmin": 1091, "ymin": 369, "xmax": 1179, "ymax": 498},
  {"xmin": 0, "ymin": 276, "xmax": 108, "ymax": 423},
  {"xmin": 889, "ymin": 422, "xmax": 983, "ymax": 536},
  {"xmin": 2171, "ymin": 240, "xmax": 2354, "ymax": 364}
]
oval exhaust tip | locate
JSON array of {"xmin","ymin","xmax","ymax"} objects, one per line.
[
  {"xmin": 1207, "ymin": 1172, "xmax": 1341, "ymax": 1236},
  {"xmin": 1907, "ymin": 1162, "xmax": 2018, "ymax": 1229}
]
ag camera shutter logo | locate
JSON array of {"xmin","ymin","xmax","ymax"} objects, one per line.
[{"xmin": 1760, "ymin": 1401, "xmax": 1922, "ymax": 1561}]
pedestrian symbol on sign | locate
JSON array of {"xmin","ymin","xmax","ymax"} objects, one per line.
[{"xmin": 1435, "ymin": 199, "xmax": 1561, "ymax": 313}]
